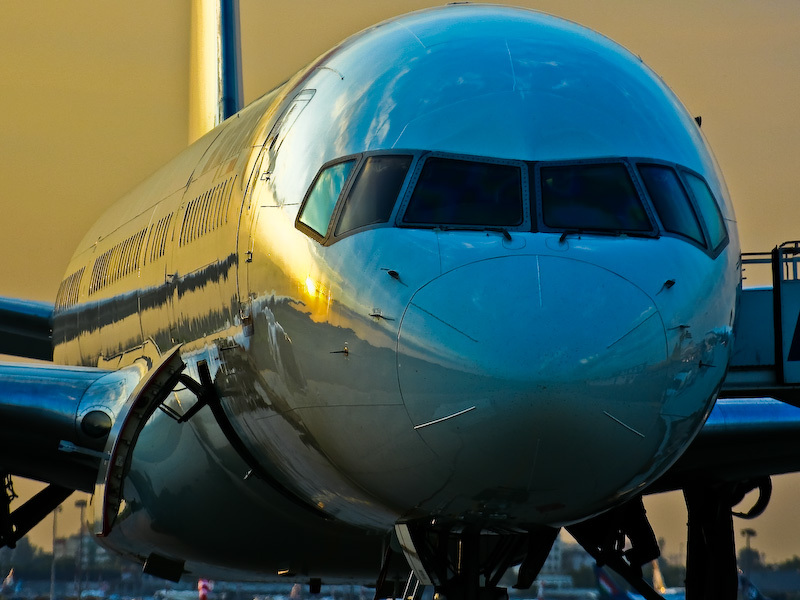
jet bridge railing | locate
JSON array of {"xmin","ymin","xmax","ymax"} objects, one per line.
[{"xmin": 722, "ymin": 241, "xmax": 800, "ymax": 404}]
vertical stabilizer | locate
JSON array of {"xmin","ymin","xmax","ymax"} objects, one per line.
[{"xmin": 188, "ymin": 0, "xmax": 243, "ymax": 143}]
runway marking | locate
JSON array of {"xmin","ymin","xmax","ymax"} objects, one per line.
[{"xmin": 414, "ymin": 406, "xmax": 477, "ymax": 429}]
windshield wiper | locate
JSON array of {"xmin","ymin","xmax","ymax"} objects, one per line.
[
  {"xmin": 486, "ymin": 227, "xmax": 512, "ymax": 241},
  {"xmin": 436, "ymin": 225, "xmax": 513, "ymax": 241},
  {"xmin": 559, "ymin": 229, "xmax": 583, "ymax": 243},
  {"xmin": 559, "ymin": 229, "xmax": 628, "ymax": 243}
]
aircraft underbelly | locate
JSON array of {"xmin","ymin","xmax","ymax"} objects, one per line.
[{"xmin": 101, "ymin": 401, "xmax": 386, "ymax": 581}]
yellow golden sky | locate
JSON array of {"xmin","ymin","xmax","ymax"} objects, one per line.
[{"xmin": 1, "ymin": 0, "xmax": 799, "ymax": 565}]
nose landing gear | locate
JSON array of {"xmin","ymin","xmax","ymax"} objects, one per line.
[
  {"xmin": 376, "ymin": 521, "xmax": 559, "ymax": 600},
  {"xmin": 378, "ymin": 497, "xmax": 665, "ymax": 600}
]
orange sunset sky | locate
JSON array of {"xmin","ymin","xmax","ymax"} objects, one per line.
[{"xmin": 1, "ymin": 0, "xmax": 800, "ymax": 566}]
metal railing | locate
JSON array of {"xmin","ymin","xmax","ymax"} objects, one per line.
[{"xmin": 742, "ymin": 241, "xmax": 800, "ymax": 286}]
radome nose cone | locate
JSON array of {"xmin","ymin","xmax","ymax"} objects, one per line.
[
  {"xmin": 396, "ymin": 255, "xmax": 668, "ymax": 521},
  {"xmin": 398, "ymin": 255, "xmax": 666, "ymax": 409}
]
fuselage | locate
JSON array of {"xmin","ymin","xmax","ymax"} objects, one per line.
[{"xmin": 51, "ymin": 4, "xmax": 739, "ymax": 574}]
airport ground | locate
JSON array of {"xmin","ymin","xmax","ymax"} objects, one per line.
[{"xmin": 5, "ymin": 533, "xmax": 800, "ymax": 600}]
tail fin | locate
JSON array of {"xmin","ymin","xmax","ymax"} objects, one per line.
[
  {"xmin": 594, "ymin": 565, "xmax": 632, "ymax": 600},
  {"xmin": 739, "ymin": 573, "xmax": 771, "ymax": 600},
  {"xmin": 188, "ymin": 0, "xmax": 243, "ymax": 143}
]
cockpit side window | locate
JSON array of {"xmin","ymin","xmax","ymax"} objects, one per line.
[
  {"xmin": 402, "ymin": 157, "xmax": 523, "ymax": 226},
  {"xmin": 682, "ymin": 172, "xmax": 728, "ymax": 251},
  {"xmin": 297, "ymin": 159, "xmax": 356, "ymax": 238},
  {"xmin": 539, "ymin": 163, "xmax": 652, "ymax": 233},
  {"xmin": 334, "ymin": 155, "xmax": 413, "ymax": 236},
  {"xmin": 638, "ymin": 164, "xmax": 705, "ymax": 245}
]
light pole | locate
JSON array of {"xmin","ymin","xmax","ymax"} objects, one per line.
[
  {"xmin": 75, "ymin": 499, "xmax": 87, "ymax": 600},
  {"xmin": 741, "ymin": 528, "xmax": 757, "ymax": 576},
  {"xmin": 50, "ymin": 506, "xmax": 62, "ymax": 600}
]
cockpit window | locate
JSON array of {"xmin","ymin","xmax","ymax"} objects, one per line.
[
  {"xmin": 402, "ymin": 157, "xmax": 523, "ymax": 226},
  {"xmin": 294, "ymin": 150, "xmax": 726, "ymax": 259},
  {"xmin": 539, "ymin": 163, "xmax": 652, "ymax": 233},
  {"xmin": 335, "ymin": 155, "xmax": 412, "ymax": 236},
  {"xmin": 297, "ymin": 159, "xmax": 356, "ymax": 237},
  {"xmin": 638, "ymin": 164, "xmax": 704, "ymax": 245},
  {"xmin": 682, "ymin": 172, "xmax": 728, "ymax": 251}
]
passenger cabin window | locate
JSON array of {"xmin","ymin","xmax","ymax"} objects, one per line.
[
  {"xmin": 540, "ymin": 163, "xmax": 651, "ymax": 233},
  {"xmin": 638, "ymin": 164, "xmax": 705, "ymax": 245},
  {"xmin": 402, "ymin": 158, "xmax": 523, "ymax": 226},
  {"xmin": 335, "ymin": 155, "xmax": 413, "ymax": 236},
  {"xmin": 683, "ymin": 172, "xmax": 728, "ymax": 251},
  {"xmin": 297, "ymin": 160, "xmax": 356, "ymax": 237}
]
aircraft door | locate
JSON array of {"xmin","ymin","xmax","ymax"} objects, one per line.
[
  {"xmin": 138, "ymin": 193, "xmax": 181, "ymax": 354},
  {"xmin": 164, "ymin": 187, "xmax": 193, "ymax": 345},
  {"xmin": 238, "ymin": 89, "xmax": 316, "ymax": 319},
  {"xmin": 237, "ymin": 144, "xmax": 274, "ymax": 333}
]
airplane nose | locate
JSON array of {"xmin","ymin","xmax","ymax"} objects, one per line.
[{"xmin": 397, "ymin": 254, "xmax": 669, "ymax": 523}]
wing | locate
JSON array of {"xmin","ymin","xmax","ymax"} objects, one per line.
[
  {"xmin": 653, "ymin": 397, "xmax": 800, "ymax": 492},
  {"xmin": 0, "ymin": 296, "xmax": 53, "ymax": 360}
]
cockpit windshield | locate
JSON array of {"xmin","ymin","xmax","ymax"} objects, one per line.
[
  {"xmin": 638, "ymin": 164, "xmax": 704, "ymax": 244},
  {"xmin": 297, "ymin": 160, "xmax": 356, "ymax": 237},
  {"xmin": 294, "ymin": 150, "xmax": 728, "ymax": 257},
  {"xmin": 402, "ymin": 157, "xmax": 523, "ymax": 227},
  {"xmin": 335, "ymin": 155, "xmax": 413, "ymax": 236},
  {"xmin": 539, "ymin": 163, "xmax": 652, "ymax": 233}
]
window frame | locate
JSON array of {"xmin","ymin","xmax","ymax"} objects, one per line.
[
  {"xmin": 328, "ymin": 150, "xmax": 418, "ymax": 244},
  {"xmin": 295, "ymin": 153, "xmax": 362, "ymax": 243},
  {"xmin": 676, "ymin": 166, "xmax": 729, "ymax": 257},
  {"xmin": 295, "ymin": 150, "xmax": 420, "ymax": 246},
  {"xmin": 632, "ymin": 159, "xmax": 710, "ymax": 254},
  {"xmin": 533, "ymin": 157, "xmax": 659, "ymax": 238},
  {"xmin": 396, "ymin": 151, "xmax": 532, "ymax": 232}
]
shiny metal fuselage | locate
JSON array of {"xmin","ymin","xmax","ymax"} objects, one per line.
[{"xmin": 51, "ymin": 5, "xmax": 739, "ymax": 578}]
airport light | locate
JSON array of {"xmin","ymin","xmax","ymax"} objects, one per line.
[
  {"xmin": 75, "ymin": 499, "xmax": 87, "ymax": 600},
  {"xmin": 741, "ymin": 528, "xmax": 757, "ymax": 576},
  {"xmin": 50, "ymin": 506, "xmax": 62, "ymax": 600}
]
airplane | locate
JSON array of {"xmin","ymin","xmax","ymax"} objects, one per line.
[
  {"xmin": 595, "ymin": 564, "xmax": 641, "ymax": 600},
  {"xmin": 2, "ymin": 3, "xmax": 800, "ymax": 600},
  {"xmin": 594, "ymin": 564, "xmax": 771, "ymax": 600}
]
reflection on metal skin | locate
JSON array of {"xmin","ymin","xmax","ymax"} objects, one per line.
[{"xmin": 0, "ymin": 363, "xmax": 142, "ymax": 491}]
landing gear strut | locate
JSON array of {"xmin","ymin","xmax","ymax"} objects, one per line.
[
  {"xmin": 0, "ymin": 474, "xmax": 72, "ymax": 549},
  {"xmin": 379, "ymin": 521, "xmax": 559, "ymax": 600},
  {"xmin": 380, "ymin": 481, "xmax": 773, "ymax": 600},
  {"xmin": 684, "ymin": 477, "xmax": 771, "ymax": 600},
  {"xmin": 567, "ymin": 496, "xmax": 663, "ymax": 600}
]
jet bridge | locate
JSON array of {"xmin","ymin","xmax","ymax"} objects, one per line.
[{"xmin": 722, "ymin": 241, "xmax": 800, "ymax": 405}]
